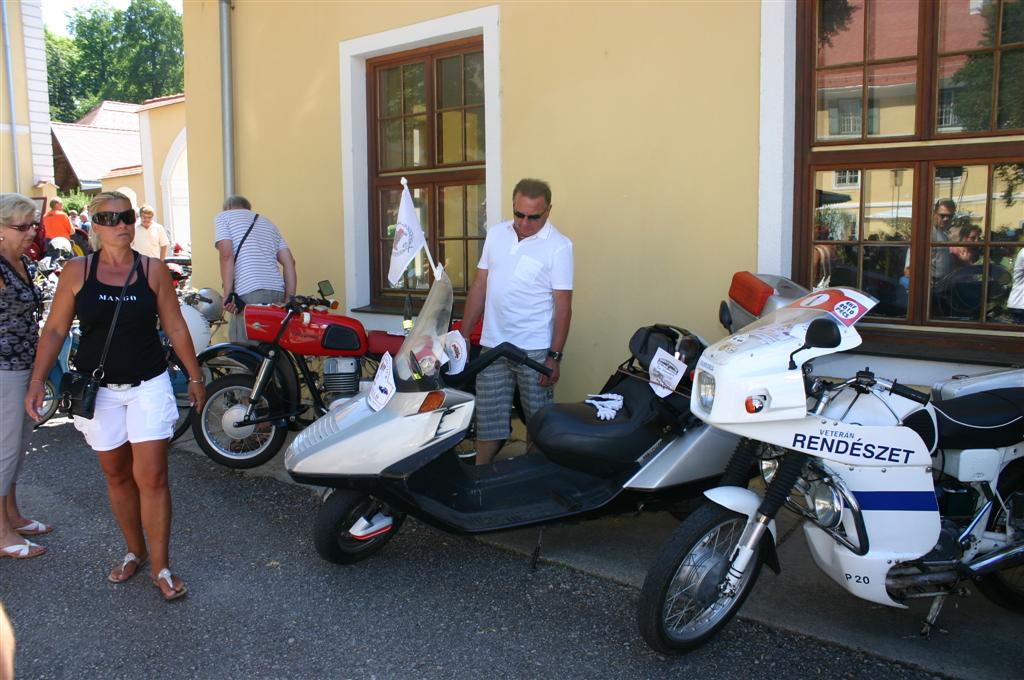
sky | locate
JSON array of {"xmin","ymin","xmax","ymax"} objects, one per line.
[{"xmin": 42, "ymin": 0, "xmax": 184, "ymax": 37}]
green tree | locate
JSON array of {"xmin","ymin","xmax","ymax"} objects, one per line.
[
  {"xmin": 44, "ymin": 29, "xmax": 81, "ymax": 122},
  {"xmin": 45, "ymin": 0, "xmax": 183, "ymax": 122}
]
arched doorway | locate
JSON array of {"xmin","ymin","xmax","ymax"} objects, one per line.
[{"xmin": 161, "ymin": 129, "xmax": 191, "ymax": 250}]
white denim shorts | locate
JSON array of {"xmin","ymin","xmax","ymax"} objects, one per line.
[{"xmin": 73, "ymin": 371, "xmax": 178, "ymax": 452}]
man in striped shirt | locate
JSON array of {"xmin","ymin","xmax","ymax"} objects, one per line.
[{"xmin": 215, "ymin": 195, "xmax": 297, "ymax": 343}]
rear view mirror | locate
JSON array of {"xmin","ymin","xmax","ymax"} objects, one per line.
[
  {"xmin": 719, "ymin": 300, "xmax": 733, "ymax": 333},
  {"xmin": 318, "ymin": 280, "xmax": 335, "ymax": 297},
  {"xmin": 805, "ymin": 317, "xmax": 841, "ymax": 349}
]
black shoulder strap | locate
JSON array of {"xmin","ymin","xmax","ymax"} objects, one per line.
[{"xmin": 233, "ymin": 213, "xmax": 260, "ymax": 265}]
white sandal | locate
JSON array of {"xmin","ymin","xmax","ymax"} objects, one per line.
[
  {"xmin": 108, "ymin": 552, "xmax": 148, "ymax": 583},
  {"xmin": 152, "ymin": 568, "xmax": 188, "ymax": 601}
]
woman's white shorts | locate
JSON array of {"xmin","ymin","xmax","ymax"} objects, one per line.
[{"xmin": 73, "ymin": 371, "xmax": 178, "ymax": 452}]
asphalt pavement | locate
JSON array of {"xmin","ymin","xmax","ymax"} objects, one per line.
[{"xmin": 0, "ymin": 419, "xmax": 990, "ymax": 679}]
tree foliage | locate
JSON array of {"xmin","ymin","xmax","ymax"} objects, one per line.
[{"xmin": 45, "ymin": 0, "xmax": 183, "ymax": 122}]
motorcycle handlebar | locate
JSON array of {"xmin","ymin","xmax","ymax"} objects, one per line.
[
  {"xmin": 881, "ymin": 379, "xmax": 931, "ymax": 405},
  {"xmin": 446, "ymin": 341, "xmax": 553, "ymax": 386}
]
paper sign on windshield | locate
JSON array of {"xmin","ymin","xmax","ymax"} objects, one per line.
[
  {"xmin": 649, "ymin": 347, "xmax": 685, "ymax": 398},
  {"xmin": 788, "ymin": 288, "xmax": 877, "ymax": 327},
  {"xmin": 367, "ymin": 352, "xmax": 396, "ymax": 411},
  {"xmin": 443, "ymin": 330, "xmax": 467, "ymax": 374}
]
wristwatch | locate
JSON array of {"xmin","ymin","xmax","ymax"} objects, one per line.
[{"xmin": 547, "ymin": 350, "xmax": 563, "ymax": 362}]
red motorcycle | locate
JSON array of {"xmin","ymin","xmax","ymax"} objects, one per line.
[{"xmin": 191, "ymin": 281, "xmax": 409, "ymax": 468}]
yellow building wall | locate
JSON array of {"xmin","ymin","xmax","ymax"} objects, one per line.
[
  {"xmin": 0, "ymin": 0, "xmax": 39, "ymax": 196},
  {"xmin": 144, "ymin": 101, "xmax": 186, "ymax": 219},
  {"xmin": 183, "ymin": 1, "xmax": 761, "ymax": 398},
  {"xmin": 101, "ymin": 174, "xmax": 146, "ymax": 206}
]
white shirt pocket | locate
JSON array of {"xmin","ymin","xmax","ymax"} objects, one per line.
[{"xmin": 513, "ymin": 255, "xmax": 544, "ymax": 283}]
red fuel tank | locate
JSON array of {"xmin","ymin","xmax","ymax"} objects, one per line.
[{"xmin": 243, "ymin": 305, "xmax": 368, "ymax": 357}]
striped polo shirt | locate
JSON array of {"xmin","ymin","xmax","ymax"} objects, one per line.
[{"xmin": 213, "ymin": 209, "xmax": 289, "ymax": 296}]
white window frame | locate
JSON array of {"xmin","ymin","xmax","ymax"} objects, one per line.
[
  {"xmin": 338, "ymin": 6, "xmax": 501, "ymax": 331},
  {"xmin": 833, "ymin": 169, "xmax": 861, "ymax": 188}
]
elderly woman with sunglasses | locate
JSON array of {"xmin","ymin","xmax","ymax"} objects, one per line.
[
  {"xmin": 0, "ymin": 193, "xmax": 51, "ymax": 560},
  {"xmin": 24, "ymin": 191, "xmax": 206, "ymax": 601}
]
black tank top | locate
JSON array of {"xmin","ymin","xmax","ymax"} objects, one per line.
[{"xmin": 74, "ymin": 252, "xmax": 166, "ymax": 383}]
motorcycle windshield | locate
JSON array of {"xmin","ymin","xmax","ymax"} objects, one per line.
[
  {"xmin": 739, "ymin": 287, "xmax": 878, "ymax": 337},
  {"xmin": 394, "ymin": 271, "xmax": 454, "ymax": 387}
]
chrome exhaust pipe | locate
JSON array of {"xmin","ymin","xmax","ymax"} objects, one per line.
[{"xmin": 966, "ymin": 541, "xmax": 1024, "ymax": 576}]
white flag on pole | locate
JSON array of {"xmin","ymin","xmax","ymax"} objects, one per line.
[{"xmin": 387, "ymin": 177, "xmax": 427, "ymax": 287}]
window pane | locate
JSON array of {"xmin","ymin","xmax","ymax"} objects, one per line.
[
  {"xmin": 380, "ymin": 188, "xmax": 401, "ymax": 238},
  {"xmin": 404, "ymin": 115, "xmax": 428, "ymax": 166},
  {"xmin": 817, "ymin": 67, "xmax": 864, "ymax": 140},
  {"xmin": 864, "ymin": 168, "xmax": 914, "ymax": 240},
  {"xmin": 817, "ymin": 0, "xmax": 864, "ymax": 67},
  {"xmin": 814, "ymin": 170, "xmax": 859, "ymax": 240},
  {"xmin": 379, "ymin": 67, "xmax": 402, "ymax": 117},
  {"xmin": 468, "ymin": 238, "xmax": 484, "ymax": 277},
  {"xmin": 465, "ymin": 107, "xmax": 485, "ymax": 162},
  {"xmin": 440, "ymin": 241, "xmax": 466, "ymax": 290},
  {"xmin": 867, "ymin": 61, "xmax": 916, "ymax": 137},
  {"xmin": 465, "ymin": 52, "xmax": 484, "ymax": 105},
  {"xmin": 402, "ymin": 63, "xmax": 426, "ymax": 114},
  {"xmin": 1004, "ymin": 0, "xmax": 1024, "ymax": 43},
  {"xmin": 991, "ymin": 163, "xmax": 1024, "ymax": 241},
  {"xmin": 812, "ymin": 244, "xmax": 859, "ymax": 289},
  {"xmin": 439, "ymin": 56, "xmax": 462, "ymax": 108},
  {"xmin": 438, "ymin": 110, "xmax": 463, "ymax": 164},
  {"xmin": 380, "ymin": 120, "xmax": 403, "ymax": 169},
  {"xmin": 993, "ymin": 246, "xmax": 1024, "ymax": 324},
  {"xmin": 440, "ymin": 185, "xmax": 465, "ymax": 237},
  {"xmin": 939, "ymin": 0, "xmax": 997, "ymax": 52},
  {"xmin": 930, "ymin": 246, "xmax": 985, "ymax": 322},
  {"xmin": 933, "ymin": 164, "xmax": 988, "ymax": 241},
  {"xmin": 938, "ymin": 53, "xmax": 994, "ymax": 132},
  {"xmin": 863, "ymin": 245, "xmax": 910, "ymax": 319},
  {"xmin": 467, "ymin": 183, "xmax": 486, "ymax": 236},
  {"xmin": 997, "ymin": 49, "xmax": 1024, "ymax": 129},
  {"xmin": 384, "ymin": 248, "xmax": 430, "ymax": 291},
  {"xmin": 867, "ymin": 0, "xmax": 917, "ymax": 60}
]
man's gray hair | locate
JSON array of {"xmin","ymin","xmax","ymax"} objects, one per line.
[{"xmin": 223, "ymin": 195, "xmax": 252, "ymax": 210}]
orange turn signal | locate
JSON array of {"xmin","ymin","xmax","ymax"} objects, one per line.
[
  {"xmin": 744, "ymin": 396, "xmax": 765, "ymax": 413},
  {"xmin": 418, "ymin": 391, "xmax": 446, "ymax": 413}
]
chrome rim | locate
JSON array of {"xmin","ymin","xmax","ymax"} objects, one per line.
[
  {"xmin": 201, "ymin": 385, "xmax": 276, "ymax": 460},
  {"xmin": 662, "ymin": 516, "xmax": 750, "ymax": 641}
]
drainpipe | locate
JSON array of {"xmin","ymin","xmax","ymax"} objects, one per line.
[
  {"xmin": 1, "ymin": 0, "xmax": 22, "ymax": 193},
  {"xmin": 219, "ymin": 0, "xmax": 235, "ymax": 196}
]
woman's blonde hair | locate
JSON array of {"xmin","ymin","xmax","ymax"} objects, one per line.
[
  {"xmin": 87, "ymin": 191, "xmax": 133, "ymax": 250},
  {"xmin": 0, "ymin": 192, "xmax": 38, "ymax": 228}
]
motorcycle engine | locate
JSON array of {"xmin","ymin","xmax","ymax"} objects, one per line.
[{"xmin": 322, "ymin": 357, "xmax": 360, "ymax": 400}]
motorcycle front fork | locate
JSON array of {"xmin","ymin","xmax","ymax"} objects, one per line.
[
  {"xmin": 720, "ymin": 441, "xmax": 807, "ymax": 595},
  {"xmin": 245, "ymin": 351, "xmax": 278, "ymax": 419}
]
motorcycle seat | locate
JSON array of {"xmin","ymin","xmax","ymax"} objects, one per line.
[
  {"xmin": 926, "ymin": 388, "xmax": 1024, "ymax": 450},
  {"xmin": 367, "ymin": 330, "xmax": 405, "ymax": 357},
  {"xmin": 529, "ymin": 376, "xmax": 677, "ymax": 477}
]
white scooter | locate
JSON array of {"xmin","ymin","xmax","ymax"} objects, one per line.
[
  {"xmin": 284, "ymin": 271, "xmax": 750, "ymax": 566},
  {"xmin": 638, "ymin": 275, "xmax": 1024, "ymax": 653}
]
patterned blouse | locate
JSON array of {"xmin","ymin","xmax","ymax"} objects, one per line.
[{"xmin": 0, "ymin": 255, "xmax": 41, "ymax": 371}]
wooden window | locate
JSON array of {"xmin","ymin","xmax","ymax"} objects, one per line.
[
  {"xmin": 367, "ymin": 37, "xmax": 485, "ymax": 307},
  {"xmin": 796, "ymin": 1, "xmax": 1024, "ymax": 363}
]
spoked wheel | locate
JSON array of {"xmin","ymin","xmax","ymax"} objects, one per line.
[
  {"xmin": 33, "ymin": 378, "xmax": 60, "ymax": 426},
  {"xmin": 192, "ymin": 374, "xmax": 287, "ymax": 468},
  {"xmin": 314, "ymin": 490, "xmax": 405, "ymax": 564},
  {"xmin": 168, "ymin": 356, "xmax": 223, "ymax": 443},
  {"xmin": 638, "ymin": 503, "xmax": 764, "ymax": 654},
  {"xmin": 976, "ymin": 461, "xmax": 1024, "ymax": 611}
]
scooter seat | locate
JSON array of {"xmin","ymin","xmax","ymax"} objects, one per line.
[
  {"xmin": 529, "ymin": 377, "xmax": 671, "ymax": 477},
  {"xmin": 931, "ymin": 388, "xmax": 1024, "ymax": 449},
  {"xmin": 367, "ymin": 330, "xmax": 404, "ymax": 357}
]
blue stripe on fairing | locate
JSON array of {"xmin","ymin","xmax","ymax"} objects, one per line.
[{"xmin": 852, "ymin": 491, "xmax": 939, "ymax": 511}]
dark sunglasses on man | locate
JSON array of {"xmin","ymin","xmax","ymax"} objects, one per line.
[
  {"xmin": 91, "ymin": 209, "xmax": 137, "ymax": 226},
  {"xmin": 513, "ymin": 209, "xmax": 548, "ymax": 222},
  {"xmin": 5, "ymin": 220, "xmax": 41, "ymax": 232}
]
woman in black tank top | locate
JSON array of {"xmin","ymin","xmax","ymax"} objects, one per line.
[{"xmin": 24, "ymin": 191, "xmax": 206, "ymax": 602}]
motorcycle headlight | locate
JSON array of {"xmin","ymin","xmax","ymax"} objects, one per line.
[
  {"xmin": 810, "ymin": 482, "xmax": 843, "ymax": 529},
  {"xmin": 697, "ymin": 371, "xmax": 716, "ymax": 411}
]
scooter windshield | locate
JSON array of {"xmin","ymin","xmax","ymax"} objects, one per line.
[
  {"xmin": 393, "ymin": 271, "xmax": 454, "ymax": 388},
  {"xmin": 734, "ymin": 287, "xmax": 878, "ymax": 348}
]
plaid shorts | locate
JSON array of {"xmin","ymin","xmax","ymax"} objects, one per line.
[{"xmin": 475, "ymin": 347, "xmax": 553, "ymax": 441}]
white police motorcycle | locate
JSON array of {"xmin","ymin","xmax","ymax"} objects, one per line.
[{"xmin": 638, "ymin": 277, "xmax": 1024, "ymax": 654}]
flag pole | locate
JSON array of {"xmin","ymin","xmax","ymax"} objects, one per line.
[{"xmin": 401, "ymin": 177, "xmax": 441, "ymax": 278}]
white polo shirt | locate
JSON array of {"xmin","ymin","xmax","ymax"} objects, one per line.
[
  {"xmin": 479, "ymin": 220, "xmax": 573, "ymax": 350},
  {"xmin": 131, "ymin": 221, "xmax": 170, "ymax": 259}
]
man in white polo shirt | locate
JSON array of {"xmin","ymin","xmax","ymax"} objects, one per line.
[
  {"xmin": 460, "ymin": 178, "xmax": 573, "ymax": 465},
  {"xmin": 131, "ymin": 204, "xmax": 171, "ymax": 260},
  {"xmin": 214, "ymin": 195, "xmax": 297, "ymax": 343}
]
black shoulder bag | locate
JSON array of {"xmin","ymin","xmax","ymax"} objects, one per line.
[
  {"xmin": 224, "ymin": 213, "xmax": 259, "ymax": 311},
  {"xmin": 59, "ymin": 254, "xmax": 140, "ymax": 419}
]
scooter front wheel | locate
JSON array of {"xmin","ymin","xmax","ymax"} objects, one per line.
[
  {"xmin": 192, "ymin": 374, "xmax": 288, "ymax": 468},
  {"xmin": 314, "ymin": 490, "xmax": 405, "ymax": 565},
  {"xmin": 34, "ymin": 378, "xmax": 60, "ymax": 425},
  {"xmin": 638, "ymin": 503, "xmax": 764, "ymax": 654}
]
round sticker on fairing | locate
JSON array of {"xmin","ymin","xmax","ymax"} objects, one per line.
[
  {"xmin": 833, "ymin": 299, "xmax": 861, "ymax": 321},
  {"xmin": 800, "ymin": 293, "xmax": 832, "ymax": 308}
]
